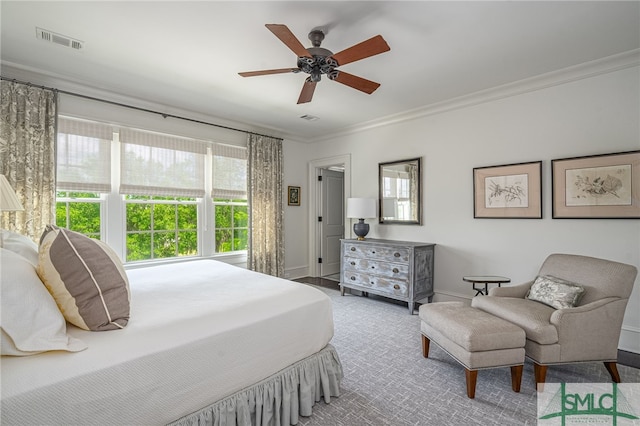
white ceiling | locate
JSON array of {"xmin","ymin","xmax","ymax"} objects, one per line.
[{"xmin": 1, "ymin": 1, "xmax": 639, "ymax": 142}]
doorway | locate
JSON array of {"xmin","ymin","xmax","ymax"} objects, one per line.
[
  {"xmin": 318, "ymin": 167, "xmax": 344, "ymax": 279},
  {"xmin": 308, "ymin": 154, "xmax": 351, "ymax": 278}
]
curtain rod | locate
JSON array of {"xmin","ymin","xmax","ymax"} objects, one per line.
[{"xmin": 0, "ymin": 76, "xmax": 278, "ymax": 139}]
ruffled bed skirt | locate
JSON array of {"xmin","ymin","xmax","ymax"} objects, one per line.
[{"xmin": 169, "ymin": 344, "xmax": 343, "ymax": 426}]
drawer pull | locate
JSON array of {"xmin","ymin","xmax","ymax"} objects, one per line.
[
  {"xmin": 350, "ymin": 276, "xmax": 356, "ymax": 280},
  {"xmin": 350, "ymin": 247, "xmax": 356, "ymax": 251},
  {"xmin": 372, "ymin": 251, "xmax": 376, "ymax": 254},
  {"xmin": 394, "ymin": 252, "xmax": 401, "ymax": 257},
  {"xmin": 371, "ymin": 266, "xmax": 375, "ymax": 269},
  {"xmin": 393, "ymin": 284, "xmax": 400, "ymax": 290},
  {"xmin": 350, "ymin": 261, "xmax": 355, "ymax": 265},
  {"xmin": 393, "ymin": 268, "xmax": 399, "ymax": 273}
]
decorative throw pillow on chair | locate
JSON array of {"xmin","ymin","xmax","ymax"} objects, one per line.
[{"xmin": 526, "ymin": 275, "xmax": 585, "ymax": 309}]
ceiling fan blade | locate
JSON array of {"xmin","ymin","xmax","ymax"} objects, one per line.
[
  {"xmin": 297, "ymin": 79, "xmax": 317, "ymax": 104},
  {"xmin": 265, "ymin": 24, "xmax": 312, "ymax": 58},
  {"xmin": 332, "ymin": 71, "xmax": 380, "ymax": 94},
  {"xmin": 238, "ymin": 68, "xmax": 299, "ymax": 77},
  {"xmin": 330, "ymin": 35, "xmax": 390, "ymax": 66}
]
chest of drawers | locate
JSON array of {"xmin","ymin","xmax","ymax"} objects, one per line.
[{"xmin": 340, "ymin": 238, "xmax": 435, "ymax": 314}]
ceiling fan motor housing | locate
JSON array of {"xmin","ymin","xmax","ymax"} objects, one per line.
[{"xmin": 296, "ymin": 30, "xmax": 338, "ymax": 82}]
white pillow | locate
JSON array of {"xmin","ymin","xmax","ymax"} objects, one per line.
[
  {"xmin": 0, "ymin": 248, "xmax": 87, "ymax": 356},
  {"xmin": 0, "ymin": 229, "xmax": 39, "ymax": 267}
]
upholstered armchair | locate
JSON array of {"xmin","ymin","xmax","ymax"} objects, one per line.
[{"xmin": 471, "ymin": 253, "xmax": 637, "ymax": 387}]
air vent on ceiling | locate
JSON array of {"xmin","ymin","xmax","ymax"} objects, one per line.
[
  {"xmin": 300, "ymin": 114, "xmax": 319, "ymax": 122},
  {"xmin": 36, "ymin": 27, "xmax": 84, "ymax": 50}
]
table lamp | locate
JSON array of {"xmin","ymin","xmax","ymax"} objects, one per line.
[
  {"xmin": 346, "ymin": 198, "xmax": 376, "ymax": 240},
  {"xmin": 1, "ymin": 174, "xmax": 24, "ymax": 246},
  {"xmin": 0, "ymin": 174, "xmax": 23, "ymax": 212}
]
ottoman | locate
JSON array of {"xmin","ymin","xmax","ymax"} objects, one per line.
[{"xmin": 419, "ymin": 301, "xmax": 526, "ymax": 398}]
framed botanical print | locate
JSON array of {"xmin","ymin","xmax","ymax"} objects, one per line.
[
  {"xmin": 552, "ymin": 150, "xmax": 640, "ymax": 218},
  {"xmin": 473, "ymin": 161, "xmax": 542, "ymax": 219}
]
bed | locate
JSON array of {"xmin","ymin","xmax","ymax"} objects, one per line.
[{"xmin": 0, "ymin": 228, "xmax": 342, "ymax": 425}]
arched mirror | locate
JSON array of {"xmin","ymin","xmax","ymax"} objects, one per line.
[{"xmin": 379, "ymin": 157, "xmax": 422, "ymax": 225}]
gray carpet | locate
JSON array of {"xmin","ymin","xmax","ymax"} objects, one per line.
[{"xmin": 296, "ymin": 282, "xmax": 640, "ymax": 426}]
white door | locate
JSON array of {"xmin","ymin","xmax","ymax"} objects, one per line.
[{"xmin": 319, "ymin": 168, "xmax": 344, "ymax": 277}]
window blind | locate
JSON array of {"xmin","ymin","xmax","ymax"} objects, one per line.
[
  {"xmin": 212, "ymin": 143, "xmax": 247, "ymax": 200},
  {"xmin": 119, "ymin": 128, "xmax": 207, "ymax": 198},
  {"xmin": 56, "ymin": 117, "xmax": 113, "ymax": 192}
]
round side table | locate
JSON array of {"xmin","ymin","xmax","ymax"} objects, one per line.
[{"xmin": 463, "ymin": 276, "xmax": 511, "ymax": 296}]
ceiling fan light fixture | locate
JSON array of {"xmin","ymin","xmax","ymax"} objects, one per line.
[{"xmin": 239, "ymin": 24, "xmax": 390, "ymax": 104}]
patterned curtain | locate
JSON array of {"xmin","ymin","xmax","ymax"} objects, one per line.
[
  {"xmin": 0, "ymin": 81, "xmax": 57, "ymax": 241},
  {"xmin": 247, "ymin": 133, "xmax": 284, "ymax": 277}
]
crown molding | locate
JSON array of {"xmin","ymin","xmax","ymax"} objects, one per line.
[
  {"xmin": 309, "ymin": 49, "xmax": 640, "ymax": 143},
  {"xmin": 0, "ymin": 61, "xmax": 289, "ymax": 141}
]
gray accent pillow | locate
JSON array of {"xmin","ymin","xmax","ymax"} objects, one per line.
[
  {"xmin": 526, "ymin": 275, "xmax": 585, "ymax": 309},
  {"xmin": 37, "ymin": 225, "xmax": 130, "ymax": 331}
]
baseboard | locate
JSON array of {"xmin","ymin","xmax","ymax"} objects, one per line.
[
  {"xmin": 618, "ymin": 350, "xmax": 640, "ymax": 369},
  {"xmin": 284, "ymin": 265, "xmax": 309, "ymax": 280}
]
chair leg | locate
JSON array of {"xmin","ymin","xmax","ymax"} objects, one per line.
[
  {"xmin": 534, "ymin": 363, "xmax": 547, "ymax": 392},
  {"xmin": 604, "ymin": 362, "xmax": 621, "ymax": 383},
  {"xmin": 421, "ymin": 334, "xmax": 430, "ymax": 358},
  {"xmin": 511, "ymin": 365, "xmax": 523, "ymax": 393},
  {"xmin": 465, "ymin": 369, "xmax": 477, "ymax": 399}
]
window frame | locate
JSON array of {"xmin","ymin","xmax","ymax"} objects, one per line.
[
  {"xmin": 55, "ymin": 192, "xmax": 105, "ymax": 240},
  {"xmin": 55, "ymin": 117, "xmax": 249, "ymax": 266}
]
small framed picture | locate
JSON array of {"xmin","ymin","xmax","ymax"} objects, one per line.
[
  {"xmin": 288, "ymin": 186, "xmax": 300, "ymax": 206},
  {"xmin": 552, "ymin": 150, "xmax": 640, "ymax": 219},
  {"xmin": 473, "ymin": 161, "xmax": 542, "ymax": 219}
]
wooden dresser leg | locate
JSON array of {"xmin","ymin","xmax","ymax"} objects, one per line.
[
  {"xmin": 511, "ymin": 365, "xmax": 523, "ymax": 393},
  {"xmin": 534, "ymin": 363, "xmax": 547, "ymax": 392},
  {"xmin": 421, "ymin": 334, "xmax": 430, "ymax": 358},
  {"xmin": 465, "ymin": 369, "xmax": 477, "ymax": 399},
  {"xmin": 604, "ymin": 362, "xmax": 621, "ymax": 383}
]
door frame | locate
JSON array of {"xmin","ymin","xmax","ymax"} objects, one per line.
[{"xmin": 308, "ymin": 154, "xmax": 351, "ymax": 278}]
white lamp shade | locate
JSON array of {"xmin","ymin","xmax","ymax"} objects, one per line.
[
  {"xmin": 346, "ymin": 198, "xmax": 376, "ymax": 219},
  {"xmin": 0, "ymin": 175, "xmax": 24, "ymax": 211}
]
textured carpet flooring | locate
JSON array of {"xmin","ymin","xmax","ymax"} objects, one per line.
[{"xmin": 295, "ymin": 279, "xmax": 640, "ymax": 426}]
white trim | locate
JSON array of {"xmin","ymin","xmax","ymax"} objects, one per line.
[
  {"xmin": 308, "ymin": 154, "xmax": 351, "ymax": 278},
  {"xmin": 619, "ymin": 326, "xmax": 640, "ymax": 354},
  {"xmin": 284, "ymin": 265, "xmax": 310, "ymax": 280},
  {"xmin": 431, "ymin": 290, "xmax": 471, "ymax": 303},
  {"xmin": 308, "ymin": 49, "xmax": 640, "ymax": 143}
]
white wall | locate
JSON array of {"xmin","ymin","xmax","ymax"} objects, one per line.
[
  {"xmin": 283, "ymin": 65, "xmax": 640, "ymax": 353},
  {"xmin": 5, "ymin": 60, "xmax": 638, "ymax": 352}
]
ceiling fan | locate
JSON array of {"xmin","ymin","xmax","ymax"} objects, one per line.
[{"xmin": 239, "ymin": 24, "xmax": 391, "ymax": 104}]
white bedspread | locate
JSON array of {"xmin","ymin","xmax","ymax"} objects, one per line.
[{"xmin": 1, "ymin": 260, "xmax": 335, "ymax": 425}]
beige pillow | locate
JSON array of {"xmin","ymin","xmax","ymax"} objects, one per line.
[
  {"xmin": 1, "ymin": 248, "xmax": 87, "ymax": 355},
  {"xmin": 37, "ymin": 225, "xmax": 130, "ymax": 331},
  {"xmin": 526, "ymin": 275, "xmax": 585, "ymax": 309}
]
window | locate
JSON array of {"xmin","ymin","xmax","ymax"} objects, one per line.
[
  {"xmin": 55, "ymin": 117, "xmax": 248, "ymax": 264},
  {"xmin": 214, "ymin": 199, "xmax": 248, "ymax": 252},
  {"xmin": 55, "ymin": 118, "xmax": 112, "ymax": 239},
  {"xmin": 57, "ymin": 118, "xmax": 112, "ymax": 192},
  {"xmin": 125, "ymin": 196, "xmax": 198, "ymax": 262},
  {"xmin": 212, "ymin": 143, "xmax": 248, "ymax": 253},
  {"xmin": 55, "ymin": 192, "xmax": 102, "ymax": 239}
]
